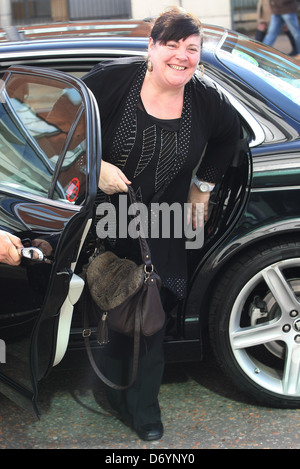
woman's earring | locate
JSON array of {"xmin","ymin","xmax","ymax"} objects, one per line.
[
  {"xmin": 197, "ymin": 64, "xmax": 205, "ymax": 77},
  {"xmin": 147, "ymin": 58, "xmax": 153, "ymax": 72}
]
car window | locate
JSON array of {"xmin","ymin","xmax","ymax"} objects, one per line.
[
  {"xmin": 217, "ymin": 31, "xmax": 300, "ymax": 121},
  {"xmin": 0, "ymin": 72, "xmax": 87, "ymax": 204}
]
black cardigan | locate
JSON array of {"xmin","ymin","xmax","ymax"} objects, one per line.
[{"xmin": 83, "ymin": 58, "xmax": 240, "ymax": 298}]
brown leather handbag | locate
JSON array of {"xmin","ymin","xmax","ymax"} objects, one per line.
[{"xmin": 83, "ymin": 185, "xmax": 165, "ymax": 389}]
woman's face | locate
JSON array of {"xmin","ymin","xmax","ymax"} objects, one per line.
[{"xmin": 148, "ymin": 34, "xmax": 201, "ymax": 90}]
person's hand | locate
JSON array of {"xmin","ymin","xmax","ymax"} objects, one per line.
[
  {"xmin": 99, "ymin": 161, "xmax": 131, "ymax": 194},
  {"xmin": 0, "ymin": 230, "xmax": 23, "ymax": 266},
  {"xmin": 187, "ymin": 183, "xmax": 211, "ymax": 229}
]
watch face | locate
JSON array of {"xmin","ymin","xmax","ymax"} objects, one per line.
[{"xmin": 199, "ymin": 182, "xmax": 210, "ymax": 192}]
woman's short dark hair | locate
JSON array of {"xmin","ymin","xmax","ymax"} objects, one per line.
[{"xmin": 150, "ymin": 6, "xmax": 203, "ymax": 45}]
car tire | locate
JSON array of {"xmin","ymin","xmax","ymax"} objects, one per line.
[{"xmin": 209, "ymin": 237, "xmax": 300, "ymax": 408}]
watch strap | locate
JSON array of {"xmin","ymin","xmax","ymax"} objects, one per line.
[{"xmin": 192, "ymin": 176, "xmax": 215, "ymax": 192}]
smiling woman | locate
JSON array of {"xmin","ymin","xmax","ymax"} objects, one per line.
[{"xmin": 82, "ymin": 5, "xmax": 241, "ymax": 442}]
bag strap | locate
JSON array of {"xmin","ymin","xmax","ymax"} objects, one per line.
[
  {"xmin": 82, "ymin": 287, "xmax": 141, "ymax": 390},
  {"xmin": 82, "ymin": 186, "xmax": 150, "ymax": 389},
  {"xmin": 127, "ymin": 185, "xmax": 152, "ymax": 269}
]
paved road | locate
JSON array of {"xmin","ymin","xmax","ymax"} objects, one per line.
[{"xmin": 1, "ymin": 350, "xmax": 300, "ymax": 450}]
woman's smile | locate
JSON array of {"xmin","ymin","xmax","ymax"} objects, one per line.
[{"xmin": 168, "ymin": 64, "xmax": 187, "ymax": 70}]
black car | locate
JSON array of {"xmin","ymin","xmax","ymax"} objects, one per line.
[{"xmin": 0, "ymin": 24, "xmax": 300, "ymax": 414}]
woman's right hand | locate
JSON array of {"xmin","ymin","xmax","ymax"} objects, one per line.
[
  {"xmin": 0, "ymin": 230, "xmax": 23, "ymax": 266},
  {"xmin": 99, "ymin": 161, "xmax": 131, "ymax": 194}
]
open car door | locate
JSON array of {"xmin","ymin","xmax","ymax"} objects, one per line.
[{"xmin": 0, "ymin": 66, "xmax": 100, "ymax": 414}]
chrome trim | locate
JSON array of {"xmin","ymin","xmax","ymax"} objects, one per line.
[
  {"xmin": 20, "ymin": 24, "xmax": 143, "ymax": 36},
  {"xmin": 225, "ymin": 94, "xmax": 265, "ymax": 148},
  {"xmin": 202, "ymin": 74, "xmax": 265, "ymax": 148},
  {"xmin": 0, "ymin": 48, "xmax": 147, "ymax": 60},
  {"xmin": 0, "ymin": 186, "xmax": 82, "ymax": 211},
  {"xmin": 252, "ymin": 186, "xmax": 300, "ymax": 192},
  {"xmin": 253, "ymin": 154, "xmax": 300, "ymax": 172},
  {"xmin": 215, "ymin": 29, "xmax": 228, "ymax": 54}
]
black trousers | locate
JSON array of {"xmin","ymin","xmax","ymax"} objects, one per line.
[
  {"xmin": 102, "ymin": 324, "xmax": 166, "ymax": 429},
  {"xmin": 101, "ymin": 287, "xmax": 176, "ymax": 429}
]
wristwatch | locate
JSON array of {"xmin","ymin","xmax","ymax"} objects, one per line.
[{"xmin": 192, "ymin": 176, "xmax": 215, "ymax": 192}]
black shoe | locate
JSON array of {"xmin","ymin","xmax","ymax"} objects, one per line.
[{"xmin": 135, "ymin": 421, "xmax": 164, "ymax": 441}]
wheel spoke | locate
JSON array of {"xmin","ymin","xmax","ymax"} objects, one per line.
[
  {"xmin": 262, "ymin": 264, "xmax": 300, "ymax": 315},
  {"xmin": 223, "ymin": 256, "xmax": 300, "ymax": 401},
  {"xmin": 231, "ymin": 320, "xmax": 282, "ymax": 350},
  {"xmin": 282, "ymin": 343, "xmax": 300, "ymax": 395}
]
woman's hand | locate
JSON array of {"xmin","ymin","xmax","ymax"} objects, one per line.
[
  {"xmin": 99, "ymin": 161, "xmax": 131, "ymax": 194},
  {"xmin": 187, "ymin": 183, "xmax": 211, "ymax": 229},
  {"xmin": 0, "ymin": 230, "xmax": 23, "ymax": 266}
]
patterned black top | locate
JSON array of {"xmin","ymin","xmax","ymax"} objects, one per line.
[{"xmin": 118, "ymin": 97, "xmax": 181, "ymax": 205}]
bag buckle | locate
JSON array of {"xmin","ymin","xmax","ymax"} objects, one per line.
[
  {"xmin": 82, "ymin": 328, "xmax": 92, "ymax": 338},
  {"xmin": 144, "ymin": 263, "xmax": 154, "ymax": 282}
]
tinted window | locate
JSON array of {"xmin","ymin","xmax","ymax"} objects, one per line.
[
  {"xmin": 0, "ymin": 72, "xmax": 87, "ymax": 204},
  {"xmin": 217, "ymin": 32, "xmax": 300, "ymax": 121}
]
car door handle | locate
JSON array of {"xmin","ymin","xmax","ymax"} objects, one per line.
[{"xmin": 21, "ymin": 246, "xmax": 52, "ymax": 263}]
